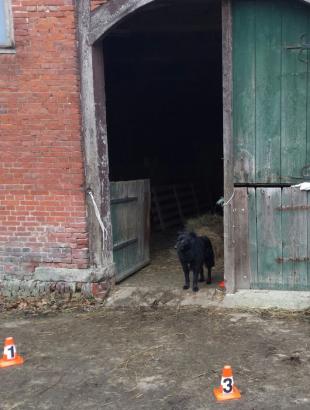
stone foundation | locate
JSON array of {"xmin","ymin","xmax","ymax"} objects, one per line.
[{"xmin": 0, "ymin": 265, "xmax": 115, "ymax": 300}]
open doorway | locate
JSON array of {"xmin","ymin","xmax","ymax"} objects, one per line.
[{"xmin": 102, "ymin": 0, "xmax": 224, "ymax": 289}]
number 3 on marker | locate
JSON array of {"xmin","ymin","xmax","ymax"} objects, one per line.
[{"xmin": 222, "ymin": 377, "xmax": 233, "ymax": 394}]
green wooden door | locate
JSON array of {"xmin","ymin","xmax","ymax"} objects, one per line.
[
  {"xmin": 233, "ymin": 0, "xmax": 310, "ymax": 183},
  {"xmin": 110, "ymin": 179, "xmax": 150, "ymax": 282},
  {"xmin": 248, "ymin": 187, "xmax": 310, "ymax": 290}
]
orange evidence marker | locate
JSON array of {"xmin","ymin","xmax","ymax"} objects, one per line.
[
  {"xmin": 0, "ymin": 337, "xmax": 24, "ymax": 368},
  {"xmin": 213, "ymin": 365, "xmax": 241, "ymax": 401}
]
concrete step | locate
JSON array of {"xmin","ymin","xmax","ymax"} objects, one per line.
[{"xmin": 105, "ymin": 285, "xmax": 310, "ymax": 311}]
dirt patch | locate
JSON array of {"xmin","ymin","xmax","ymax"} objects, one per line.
[
  {"xmin": 0, "ymin": 307, "xmax": 309, "ymax": 410},
  {"xmin": 0, "ymin": 294, "xmax": 104, "ymax": 315}
]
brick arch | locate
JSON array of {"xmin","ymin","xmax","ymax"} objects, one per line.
[{"xmin": 89, "ymin": 0, "xmax": 156, "ymax": 44}]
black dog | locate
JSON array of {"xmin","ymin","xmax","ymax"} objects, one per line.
[{"xmin": 175, "ymin": 231, "xmax": 215, "ymax": 292}]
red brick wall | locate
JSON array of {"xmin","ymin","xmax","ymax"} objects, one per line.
[{"xmin": 0, "ymin": 0, "xmax": 89, "ymax": 277}]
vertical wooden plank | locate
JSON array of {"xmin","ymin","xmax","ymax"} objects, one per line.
[
  {"xmin": 282, "ymin": 187, "xmax": 308, "ymax": 289},
  {"xmin": 137, "ymin": 180, "xmax": 150, "ymax": 266},
  {"xmin": 110, "ymin": 183, "xmax": 119, "ymax": 272},
  {"xmin": 255, "ymin": 1, "xmax": 282, "ymax": 183},
  {"xmin": 127, "ymin": 180, "xmax": 140, "ymax": 273},
  {"xmin": 281, "ymin": 187, "xmax": 293, "ymax": 289},
  {"xmin": 138, "ymin": 181, "xmax": 144, "ymax": 263},
  {"xmin": 256, "ymin": 188, "xmax": 282, "ymax": 289},
  {"xmin": 93, "ymin": 44, "xmax": 115, "ymax": 263},
  {"xmin": 281, "ymin": 1, "xmax": 308, "ymax": 182},
  {"xmin": 308, "ymin": 192, "xmax": 310, "ymax": 289},
  {"xmin": 307, "ymin": 12, "xmax": 310, "ymax": 176},
  {"xmin": 232, "ymin": 0, "xmax": 256, "ymax": 183},
  {"xmin": 248, "ymin": 188, "xmax": 258, "ymax": 288},
  {"xmin": 110, "ymin": 181, "xmax": 130, "ymax": 280},
  {"xmin": 234, "ymin": 188, "xmax": 251, "ymax": 289},
  {"xmin": 77, "ymin": 1, "xmax": 106, "ymax": 268},
  {"xmin": 222, "ymin": 0, "xmax": 235, "ymax": 293},
  {"xmin": 143, "ymin": 179, "xmax": 151, "ymax": 263}
]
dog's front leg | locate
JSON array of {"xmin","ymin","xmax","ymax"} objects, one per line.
[{"xmin": 182, "ymin": 262, "xmax": 190, "ymax": 290}]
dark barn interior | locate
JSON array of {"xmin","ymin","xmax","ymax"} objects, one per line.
[
  {"xmin": 102, "ymin": 0, "xmax": 224, "ymax": 287},
  {"xmin": 103, "ymin": 0, "xmax": 223, "ymax": 206}
]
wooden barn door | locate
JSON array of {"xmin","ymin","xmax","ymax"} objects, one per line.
[
  {"xmin": 247, "ymin": 188, "xmax": 310, "ymax": 290},
  {"xmin": 110, "ymin": 180, "xmax": 150, "ymax": 282},
  {"xmin": 232, "ymin": 0, "xmax": 310, "ymax": 290}
]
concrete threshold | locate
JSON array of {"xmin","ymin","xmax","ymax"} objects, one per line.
[
  {"xmin": 105, "ymin": 286, "xmax": 310, "ymax": 311},
  {"xmin": 224, "ymin": 289, "xmax": 310, "ymax": 310}
]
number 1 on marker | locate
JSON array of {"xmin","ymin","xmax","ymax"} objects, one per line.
[{"xmin": 4, "ymin": 345, "xmax": 16, "ymax": 360}]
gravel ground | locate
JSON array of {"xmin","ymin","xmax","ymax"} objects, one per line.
[{"xmin": 0, "ymin": 306, "xmax": 309, "ymax": 410}]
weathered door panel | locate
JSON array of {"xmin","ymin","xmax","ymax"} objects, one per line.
[
  {"xmin": 247, "ymin": 187, "xmax": 310, "ymax": 290},
  {"xmin": 281, "ymin": 188, "xmax": 308, "ymax": 289},
  {"xmin": 281, "ymin": 2, "xmax": 308, "ymax": 182},
  {"xmin": 110, "ymin": 180, "xmax": 150, "ymax": 282},
  {"xmin": 233, "ymin": 188, "xmax": 251, "ymax": 289},
  {"xmin": 256, "ymin": 188, "xmax": 283, "ymax": 289},
  {"xmin": 232, "ymin": 0, "xmax": 256, "ymax": 183},
  {"xmin": 233, "ymin": 0, "xmax": 310, "ymax": 184},
  {"xmin": 255, "ymin": 2, "xmax": 282, "ymax": 183},
  {"xmin": 248, "ymin": 188, "xmax": 258, "ymax": 286}
]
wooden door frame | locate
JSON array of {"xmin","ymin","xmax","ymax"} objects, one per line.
[{"xmin": 77, "ymin": 0, "xmax": 236, "ymax": 292}]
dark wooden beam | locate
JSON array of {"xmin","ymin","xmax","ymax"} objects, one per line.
[
  {"xmin": 77, "ymin": 0, "xmax": 114, "ymax": 271},
  {"xmin": 234, "ymin": 188, "xmax": 251, "ymax": 289},
  {"xmin": 92, "ymin": 44, "xmax": 114, "ymax": 263},
  {"xmin": 222, "ymin": 0, "xmax": 235, "ymax": 293}
]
